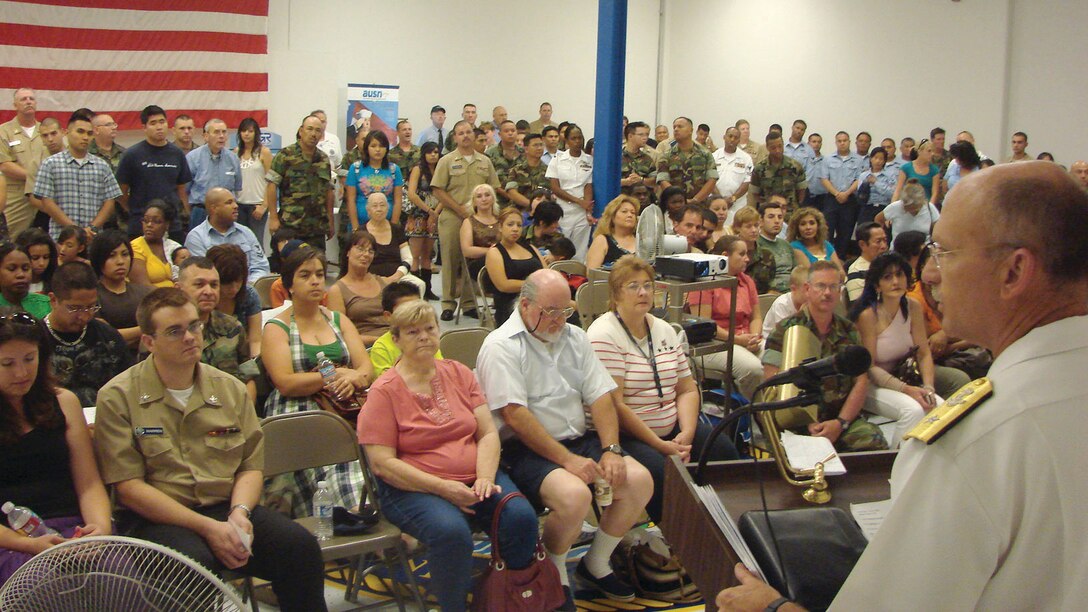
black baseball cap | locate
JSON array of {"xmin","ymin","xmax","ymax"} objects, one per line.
[{"xmin": 430, "ymin": 105, "xmax": 446, "ymax": 114}]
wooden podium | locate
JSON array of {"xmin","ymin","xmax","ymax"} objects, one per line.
[{"xmin": 661, "ymin": 451, "xmax": 896, "ymax": 607}]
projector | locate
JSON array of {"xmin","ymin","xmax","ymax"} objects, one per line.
[
  {"xmin": 654, "ymin": 253, "xmax": 729, "ymax": 281},
  {"xmin": 680, "ymin": 316, "xmax": 718, "ymax": 345}
]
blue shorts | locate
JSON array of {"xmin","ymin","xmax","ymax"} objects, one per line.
[{"xmin": 500, "ymin": 432, "xmax": 625, "ymax": 511}]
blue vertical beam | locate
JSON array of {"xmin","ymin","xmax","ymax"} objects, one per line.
[{"xmin": 592, "ymin": 0, "xmax": 627, "ymax": 218}]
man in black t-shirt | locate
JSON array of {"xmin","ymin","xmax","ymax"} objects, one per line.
[
  {"xmin": 46, "ymin": 262, "xmax": 132, "ymax": 406},
  {"xmin": 116, "ymin": 105, "xmax": 193, "ymax": 242}
]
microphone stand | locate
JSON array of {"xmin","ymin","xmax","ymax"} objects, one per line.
[{"xmin": 694, "ymin": 386, "xmax": 823, "ymax": 486}]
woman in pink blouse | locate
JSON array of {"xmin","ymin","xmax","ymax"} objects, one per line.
[
  {"xmin": 359, "ymin": 301, "xmax": 542, "ymax": 612},
  {"xmin": 688, "ymin": 235, "xmax": 765, "ymax": 399}
]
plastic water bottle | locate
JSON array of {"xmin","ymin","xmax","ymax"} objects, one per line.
[
  {"xmin": 313, "ymin": 481, "xmax": 334, "ymax": 541},
  {"xmin": 316, "ymin": 351, "xmax": 336, "ymax": 387},
  {"xmin": 2, "ymin": 501, "xmax": 58, "ymax": 537},
  {"xmin": 594, "ymin": 478, "xmax": 613, "ymax": 507}
]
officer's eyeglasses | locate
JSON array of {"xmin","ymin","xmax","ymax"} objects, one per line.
[{"xmin": 156, "ymin": 321, "xmax": 204, "ymax": 340}]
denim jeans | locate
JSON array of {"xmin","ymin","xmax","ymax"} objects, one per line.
[
  {"xmin": 189, "ymin": 204, "xmax": 208, "ymax": 230},
  {"xmin": 377, "ymin": 470, "xmax": 538, "ymax": 612},
  {"xmin": 238, "ymin": 203, "xmax": 267, "ymax": 250}
]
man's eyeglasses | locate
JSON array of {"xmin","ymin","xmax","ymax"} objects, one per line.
[
  {"xmin": 155, "ymin": 321, "xmax": 204, "ymax": 340},
  {"xmin": 0, "ymin": 312, "xmax": 38, "ymax": 326},
  {"xmin": 811, "ymin": 282, "xmax": 843, "ymax": 294},
  {"xmin": 537, "ymin": 305, "xmax": 575, "ymax": 319},
  {"xmin": 64, "ymin": 304, "xmax": 102, "ymax": 315},
  {"xmin": 926, "ymin": 240, "xmax": 1019, "ymax": 271}
]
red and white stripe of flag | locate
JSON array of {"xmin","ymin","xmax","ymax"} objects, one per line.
[{"xmin": 0, "ymin": 0, "xmax": 269, "ymax": 130}]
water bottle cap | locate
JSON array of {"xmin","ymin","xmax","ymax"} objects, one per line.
[
  {"xmin": 316, "ymin": 351, "xmax": 326, "ymax": 360},
  {"xmin": 1, "ymin": 501, "xmax": 12, "ymax": 513},
  {"xmin": 318, "ymin": 480, "xmax": 328, "ymax": 488}
]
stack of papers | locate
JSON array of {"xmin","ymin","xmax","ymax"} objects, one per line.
[
  {"xmin": 780, "ymin": 431, "xmax": 847, "ymax": 476},
  {"xmin": 849, "ymin": 499, "xmax": 891, "ymax": 541},
  {"xmin": 695, "ymin": 484, "xmax": 766, "ymax": 581}
]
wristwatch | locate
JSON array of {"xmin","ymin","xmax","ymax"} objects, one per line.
[
  {"xmin": 836, "ymin": 417, "xmax": 852, "ymax": 431},
  {"xmin": 602, "ymin": 444, "xmax": 623, "ymax": 456},
  {"xmin": 230, "ymin": 503, "xmax": 252, "ymax": 519}
]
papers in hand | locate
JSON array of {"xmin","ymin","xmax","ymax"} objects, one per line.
[
  {"xmin": 695, "ymin": 485, "xmax": 766, "ymax": 582},
  {"xmin": 232, "ymin": 521, "xmax": 253, "ymax": 555},
  {"xmin": 849, "ymin": 499, "xmax": 891, "ymax": 541},
  {"xmin": 780, "ymin": 431, "xmax": 847, "ymax": 476}
]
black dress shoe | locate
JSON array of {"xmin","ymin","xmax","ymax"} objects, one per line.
[
  {"xmin": 440, "ymin": 309, "xmax": 454, "ymax": 321},
  {"xmin": 463, "ymin": 309, "xmax": 479, "ymax": 319}
]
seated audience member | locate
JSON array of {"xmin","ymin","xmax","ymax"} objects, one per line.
[
  {"xmin": 460, "ymin": 184, "xmax": 501, "ymax": 283},
  {"xmin": 184, "ymin": 187, "xmax": 270, "ymax": 285},
  {"xmin": 129, "ymin": 201, "xmax": 183, "ymax": 288},
  {"xmin": 328, "ymin": 229, "xmax": 389, "ymax": 345},
  {"xmin": 588, "ymin": 256, "xmax": 738, "ymax": 525},
  {"xmin": 857, "ymin": 147, "xmax": 897, "ymax": 226},
  {"xmin": 0, "ymin": 242, "xmax": 51, "ymax": 318},
  {"xmin": 170, "ymin": 247, "xmax": 190, "ymax": 281},
  {"xmin": 849, "ymin": 252, "xmax": 951, "ymax": 447},
  {"xmin": 630, "ymin": 184, "xmax": 651, "ymax": 212},
  {"xmin": 476, "ymin": 269, "xmax": 654, "ymax": 607},
  {"xmin": 55, "ymin": 225, "xmax": 89, "ymax": 266},
  {"xmin": 0, "ymin": 309, "xmax": 111, "ymax": 587},
  {"xmin": 206, "ymin": 244, "xmax": 261, "ymax": 357},
  {"xmin": 15, "ymin": 228, "xmax": 57, "ymax": 294},
  {"xmin": 484, "ymin": 207, "xmax": 545, "ymax": 326},
  {"xmin": 90, "ymin": 230, "xmax": 151, "ymax": 348},
  {"xmin": 907, "ymin": 246, "xmax": 991, "ymax": 380},
  {"xmin": 586, "ymin": 195, "xmax": 637, "ymax": 271},
  {"xmin": 707, "ymin": 195, "xmax": 732, "ymax": 246},
  {"xmin": 45, "ymin": 262, "xmax": 131, "ymax": 406},
  {"xmin": 756, "ymin": 199, "xmax": 795, "ymax": 293},
  {"xmin": 787, "ymin": 207, "xmax": 844, "ymax": 274},
  {"xmin": 846, "ymin": 222, "xmax": 889, "ymax": 303},
  {"xmin": 368, "ymin": 281, "xmax": 443, "ymax": 378},
  {"xmin": 732, "ymin": 206, "xmax": 776, "ymax": 293},
  {"xmin": 523, "ymin": 199, "xmax": 563, "ymax": 258},
  {"xmin": 362, "ymin": 193, "xmax": 416, "ymax": 291},
  {"xmin": 175, "ymin": 257, "xmax": 252, "ymax": 383},
  {"xmin": 763, "ymin": 261, "xmax": 889, "ymax": 451},
  {"xmin": 699, "ymin": 207, "xmax": 720, "ymax": 252},
  {"xmin": 944, "ymin": 141, "xmax": 981, "ymax": 193},
  {"xmin": 268, "ymin": 239, "xmax": 321, "ymax": 308},
  {"xmin": 892, "ymin": 230, "xmax": 927, "ymax": 274},
  {"xmin": 548, "ymin": 236, "xmax": 577, "ymax": 262},
  {"xmin": 877, "ymin": 178, "xmax": 940, "ymax": 241},
  {"xmin": 267, "ymin": 227, "xmax": 297, "ymax": 274},
  {"xmin": 658, "ymin": 185, "xmax": 687, "ymax": 232},
  {"xmin": 761, "ymin": 265, "xmax": 809, "ymax": 347},
  {"xmin": 261, "ymin": 247, "xmax": 372, "ymax": 517},
  {"xmin": 93, "ymin": 288, "xmax": 326, "ymax": 610},
  {"xmin": 691, "ymin": 236, "xmax": 764, "ymax": 399},
  {"xmin": 673, "ymin": 204, "xmax": 705, "ymax": 252},
  {"xmin": 361, "ymin": 301, "xmax": 541, "ymax": 612}
]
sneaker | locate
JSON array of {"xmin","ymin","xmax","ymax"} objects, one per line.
[
  {"xmin": 576, "ymin": 558, "xmax": 635, "ymax": 602},
  {"xmin": 555, "ymin": 585, "xmax": 576, "ymax": 612}
]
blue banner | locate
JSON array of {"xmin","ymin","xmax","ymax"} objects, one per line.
[{"xmin": 345, "ymin": 83, "xmax": 400, "ymax": 148}]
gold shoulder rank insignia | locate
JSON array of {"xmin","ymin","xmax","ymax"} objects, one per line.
[{"xmin": 905, "ymin": 378, "xmax": 994, "ymax": 444}]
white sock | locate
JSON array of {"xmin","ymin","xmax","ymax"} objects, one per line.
[
  {"xmin": 583, "ymin": 531, "xmax": 623, "ymax": 578},
  {"xmin": 548, "ymin": 550, "xmax": 571, "ymax": 586}
]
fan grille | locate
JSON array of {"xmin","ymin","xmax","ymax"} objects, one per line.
[{"xmin": 0, "ymin": 536, "xmax": 244, "ymax": 611}]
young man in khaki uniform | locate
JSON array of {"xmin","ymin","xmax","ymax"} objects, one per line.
[
  {"xmin": 94, "ymin": 287, "xmax": 326, "ymax": 611},
  {"xmin": 430, "ymin": 119, "xmax": 500, "ymax": 320}
]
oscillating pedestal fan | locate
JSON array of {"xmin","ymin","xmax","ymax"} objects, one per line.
[{"xmin": 0, "ymin": 535, "xmax": 246, "ymax": 611}]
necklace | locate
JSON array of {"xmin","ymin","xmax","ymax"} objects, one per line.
[{"xmin": 45, "ymin": 315, "xmax": 87, "ymax": 346}]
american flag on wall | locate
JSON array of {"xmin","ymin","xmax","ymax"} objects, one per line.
[{"xmin": 0, "ymin": 0, "xmax": 269, "ymax": 130}]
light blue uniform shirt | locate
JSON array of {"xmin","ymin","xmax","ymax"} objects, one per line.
[
  {"xmin": 184, "ymin": 220, "xmax": 270, "ymax": 284},
  {"xmin": 785, "ymin": 141, "xmax": 815, "ymax": 170},
  {"xmin": 859, "ymin": 167, "xmax": 898, "ymax": 208},
  {"xmin": 806, "ymin": 155, "xmax": 828, "ymax": 195},
  {"xmin": 415, "ymin": 124, "xmax": 444, "ymax": 150},
  {"xmin": 819, "ymin": 152, "xmax": 865, "ymax": 193},
  {"xmin": 186, "ymin": 145, "xmax": 241, "ymax": 204}
]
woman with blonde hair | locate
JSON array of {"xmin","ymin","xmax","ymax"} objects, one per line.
[
  {"xmin": 484, "ymin": 207, "xmax": 545, "ymax": 325},
  {"xmin": 787, "ymin": 207, "xmax": 844, "ymax": 274},
  {"xmin": 459, "ymin": 184, "xmax": 501, "ymax": 302},
  {"xmin": 892, "ymin": 138, "xmax": 941, "ymax": 204},
  {"xmin": 585, "ymin": 195, "xmax": 638, "ymax": 270}
]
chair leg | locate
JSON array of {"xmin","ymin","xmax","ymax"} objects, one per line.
[
  {"xmin": 393, "ymin": 540, "xmax": 428, "ymax": 611},
  {"xmin": 244, "ymin": 576, "xmax": 259, "ymax": 612}
]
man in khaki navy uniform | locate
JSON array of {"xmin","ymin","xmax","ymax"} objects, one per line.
[
  {"xmin": 0, "ymin": 88, "xmax": 48, "ymax": 237},
  {"xmin": 717, "ymin": 161, "xmax": 1088, "ymax": 611},
  {"xmin": 431, "ymin": 119, "xmax": 500, "ymax": 321},
  {"xmin": 94, "ymin": 288, "xmax": 326, "ymax": 611}
]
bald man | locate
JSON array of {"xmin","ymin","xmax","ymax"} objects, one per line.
[
  {"xmin": 185, "ymin": 187, "xmax": 269, "ymax": 284},
  {"xmin": 1070, "ymin": 160, "xmax": 1088, "ymax": 190},
  {"xmin": 717, "ymin": 161, "xmax": 1088, "ymax": 611}
]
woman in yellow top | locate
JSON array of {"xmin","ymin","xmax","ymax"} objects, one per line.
[{"xmin": 128, "ymin": 201, "xmax": 182, "ymax": 288}]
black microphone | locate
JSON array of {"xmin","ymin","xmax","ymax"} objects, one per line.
[{"xmin": 760, "ymin": 345, "xmax": 871, "ymax": 392}]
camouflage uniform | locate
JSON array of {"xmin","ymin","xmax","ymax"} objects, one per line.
[
  {"xmin": 621, "ymin": 146, "xmax": 656, "ymax": 195},
  {"xmin": 387, "ymin": 145, "xmax": 420, "ymax": 182},
  {"xmin": 88, "ymin": 140, "xmax": 128, "ymax": 229},
  {"xmin": 485, "ymin": 144, "xmax": 523, "ymax": 206},
  {"xmin": 202, "ymin": 310, "xmax": 251, "ymax": 382},
  {"xmin": 267, "ymin": 142, "xmax": 334, "ymax": 248},
  {"xmin": 763, "ymin": 306, "xmax": 888, "ymax": 451},
  {"xmin": 655, "ymin": 142, "xmax": 718, "ymax": 200},
  {"xmin": 505, "ymin": 158, "xmax": 550, "ymax": 203},
  {"xmin": 746, "ymin": 245, "xmax": 778, "ymax": 294},
  {"xmin": 750, "ymin": 156, "xmax": 809, "ymax": 215},
  {"xmin": 336, "ymin": 147, "xmax": 362, "ymax": 247}
]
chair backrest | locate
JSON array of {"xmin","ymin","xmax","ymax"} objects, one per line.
[
  {"xmin": 253, "ymin": 274, "xmax": 280, "ymax": 310},
  {"xmin": 440, "ymin": 327, "xmax": 490, "ymax": 370},
  {"xmin": 758, "ymin": 293, "xmax": 777, "ymax": 318},
  {"xmin": 260, "ymin": 411, "xmax": 360, "ymax": 477},
  {"xmin": 550, "ymin": 259, "xmax": 587, "ymax": 277},
  {"xmin": 575, "ymin": 280, "xmax": 609, "ymax": 330}
]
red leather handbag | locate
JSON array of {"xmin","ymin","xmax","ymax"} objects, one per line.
[{"xmin": 471, "ymin": 492, "xmax": 564, "ymax": 612}]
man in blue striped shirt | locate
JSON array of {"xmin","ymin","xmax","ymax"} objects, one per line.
[{"xmin": 186, "ymin": 119, "xmax": 242, "ymax": 229}]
